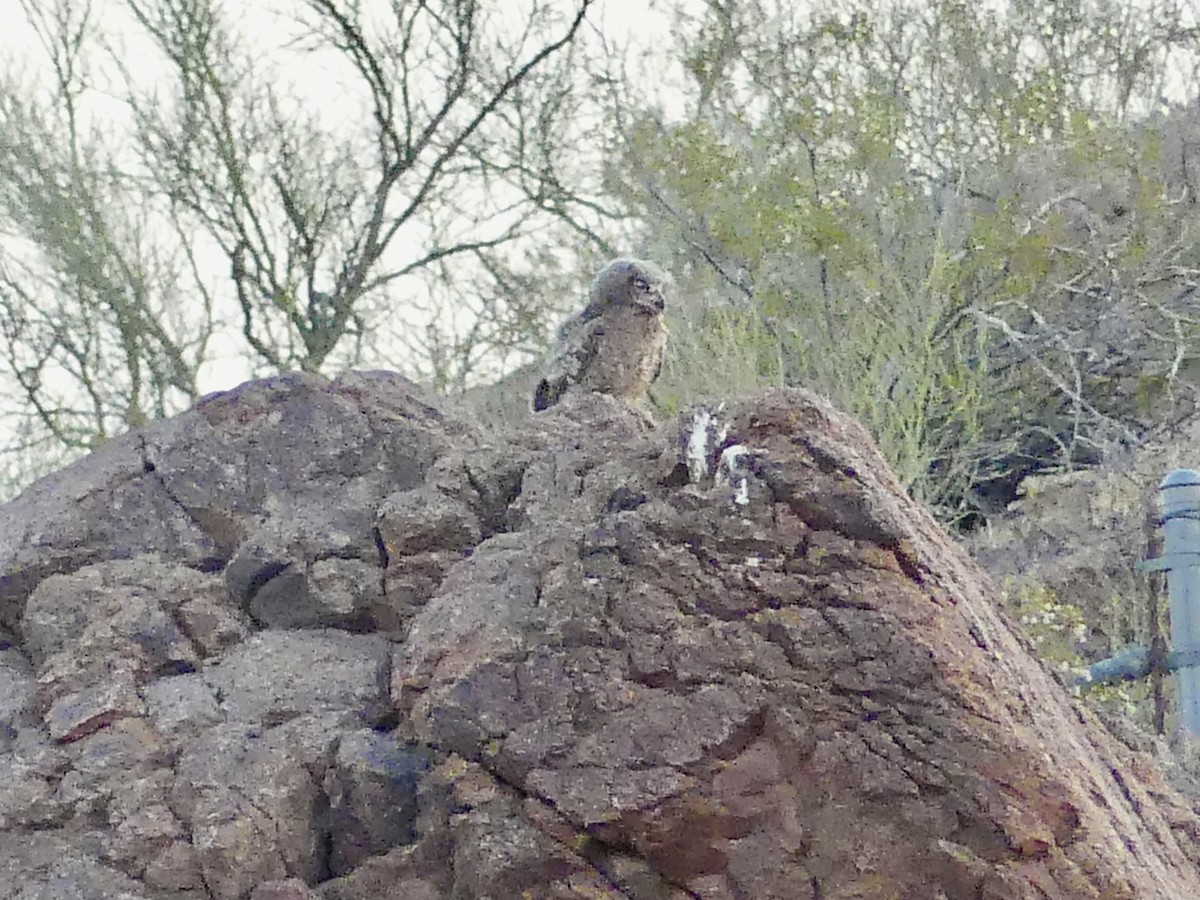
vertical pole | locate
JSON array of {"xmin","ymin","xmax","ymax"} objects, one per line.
[
  {"xmin": 1144, "ymin": 497, "xmax": 1167, "ymax": 733},
  {"xmin": 1161, "ymin": 469, "xmax": 1200, "ymax": 736}
]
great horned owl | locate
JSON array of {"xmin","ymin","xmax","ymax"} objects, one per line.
[{"xmin": 533, "ymin": 258, "xmax": 672, "ymax": 412}]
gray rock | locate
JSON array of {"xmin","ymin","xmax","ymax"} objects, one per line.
[
  {"xmin": 249, "ymin": 879, "xmax": 321, "ymax": 900},
  {"xmin": 21, "ymin": 558, "xmax": 204, "ymax": 667},
  {"xmin": 224, "ymin": 515, "xmax": 385, "ymax": 631},
  {"xmin": 140, "ymin": 837, "xmax": 206, "ymax": 894},
  {"xmin": 0, "ymin": 433, "xmax": 220, "ymax": 633},
  {"xmin": 44, "ymin": 673, "xmax": 146, "ymax": 743},
  {"xmin": 0, "ymin": 648, "xmax": 36, "ymax": 729},
  {"xmin": 233, "ymin": 555, "xmax": 385, "ymax": 632},
  {"xmin": 306, "ymin": 557, "xmax": 386, "ymax": 631},
  {"xmin": 269, "ymin": 711, "xmax": 357, "ymax": 774},
  {"xmin": 242, "ymin": 560, "xmax": 311, "ymax": 628},
  {"xmin": 144, "ymin": 673, "xmax": 223, "ymax": 737},
  {"xmin": 53, "ymin": 718, "xmax": 168, "ymax": 818},
  {"xmin": 175, "ymin": 583, "xmax": 252, "ymax": 656},
  {"xmin": 378, "ymin": 550, "xmax": 462, "ymax": 629},
  {"xmin": 0, "ymin": 831, "xmax": 151, "ymax": 899},
  {"xmin": 0, "ymin": 371, "xmax": 461, "ymax": 632},
  {"xmin": 205, "ymin": 630, "xmax": 392, "ymax": 725},
  {"xmin": 0, "ymin": 371, "xmax": 1195, "ymax": 899},
  {"xmin": 376, "ymin": 487, "xmax": 481, "ymax": 557},
  {"xmin": 20, "ymin": 559, "xmax": 233, "ymax": 736},
  {"xmin": 0, "ymin": 727, "xmax": 69, "ymax": 829},
  {"xmin": 325, "ymin": 729, "xmax": 430, "ymax": 876},
  {"xmin": 171, "ymin": 723, "xmax": 326, "ymax": 900}
]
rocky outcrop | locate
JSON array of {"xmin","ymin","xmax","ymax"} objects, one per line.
[{"xmin": 1, "ymin": 370, "xmax": 1199, "ymax": 899}]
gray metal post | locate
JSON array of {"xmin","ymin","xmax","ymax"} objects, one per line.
[{"xmin": 1161, "ymin": 469, "xmax": 1200, "ymax": 735}]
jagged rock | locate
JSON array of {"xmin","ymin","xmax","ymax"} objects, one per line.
[
  {"xmin": 170, "ymin": 723, "xmax": 326, "ymax": 899},
  {"xmin": 108, "ymin": 799, "xmax": 191, "ymax": 881},
  {"xmin": 0, "ymin": 372, "xmax": 1198, "ymax": 898},
  {"xmin": 324, "ymin": 728, "xmax": 430, "ymax": 876},
  {"xmin": 204, "ymin": 630, "xmax": 391, "ymax": 725},
  {"xmin": 317, "ymin": 848, "xmax": 444, "ymax": 900},
  {"xmin": 18, "ymin": 558, "xmax": 245, "ymax": 746},
  {"xmin": 249, "ymin": 880, "xmax": 321, "ymax": 900},
  {"xmin": 223, "ymin": 516, "xmax": 384, "ymax": 631},
  {"xmin": 55, "ymin": 718, "xmax": 168, "ymax": 817},
  {"xmin": 0, "ymin": 647, "xmax": 35, "ymax": 731},
  {"xmin": 377, "ymin": 486, "xmax": 482, "ymax": 557},
  {"xmin": 0, "ymin": 371, "xmax": 461, "ymax": 631},
  {"xmin": 21, "ymin": 558, "xmax": 215, "ymax": 667},
  {"xmin": 0, "ymin": 727, "xmax": 69, "ymax": 830},
  {"xmin": 0, "ymin": 831, "xmax": 152, "ymax": 898},
  {"xmin": 145, "ymin": 673, "xmax": 223, "ymax": 737},
  {"xmin": 44, "ymin": 672, "xmax": 146, "ymax": 742}
]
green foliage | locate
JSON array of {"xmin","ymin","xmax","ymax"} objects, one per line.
[
  {"xmin": 653, "ymin": 304, "xmax": 783, "ymax": 416},
  {"xmin": 1006, "ymin": 580, "xmax": 1088, "ymax": 671},
  {"xmin": 1001, "ymin": 577, "xmax": 1159, "ymax": 729},
  {"xmin": 624, "ymin": 0, "xmax": 1200, "ymax": 525}
]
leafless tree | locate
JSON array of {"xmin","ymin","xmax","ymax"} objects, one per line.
[
  {"xmin": 125, "ymin": 0, "xmax": 611, "ymax": 379},
  {"xmin": 0, "ymin": 0, "xmax": 621, "ymax": 491},
  {"xmin": 0, "ymin": 0, "xmax": 212, "ymax": 489}
]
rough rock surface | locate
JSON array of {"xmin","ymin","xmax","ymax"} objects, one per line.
[{"xmin": 1, "ymin": 369, "xmax": 1199, "ymax": 899}]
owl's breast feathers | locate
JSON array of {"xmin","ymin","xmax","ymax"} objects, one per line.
[
  {"xmin": 533, "ymin": 304, "xmax": 666, "ymax": 411},
  {"xmin": 574, "ymin": 303, "xmax": 666, "ymax": 400}
]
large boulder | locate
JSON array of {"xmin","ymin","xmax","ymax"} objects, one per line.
[{"xmin": 0, "ymin": 369, "xmax": 1197, "ymax": 898}]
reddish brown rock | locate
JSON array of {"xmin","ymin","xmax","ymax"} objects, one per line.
[{"xmin": 0, "ymin": 374, "xmax": 1196, "ymax": 899}]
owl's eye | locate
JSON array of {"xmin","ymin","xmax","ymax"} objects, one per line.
[{"xmin": 632, "ymin": 276, "xmax": 651, "ymax": 293}]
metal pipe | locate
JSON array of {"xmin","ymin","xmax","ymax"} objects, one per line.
[{"xmin": 1161, "ymin": 469, "xmax": 1200, "ymax": 734}]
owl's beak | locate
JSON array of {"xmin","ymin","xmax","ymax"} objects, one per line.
[{"xmin": 652, "ymin": 289, "xmax": 666, "ymax": 312}]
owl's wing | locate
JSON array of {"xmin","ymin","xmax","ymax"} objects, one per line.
[{"xmin": 532, "ymin": 317, "xmax": 602, "ymax": 411}]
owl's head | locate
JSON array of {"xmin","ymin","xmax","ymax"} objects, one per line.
[{"xmin": 589, "ymin": 258, "xmax": 673, "ymax": 314}]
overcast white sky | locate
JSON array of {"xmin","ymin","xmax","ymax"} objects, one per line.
[{"xmin": 1, "ymin": 0, "xmax": 687, "ymax": 119}]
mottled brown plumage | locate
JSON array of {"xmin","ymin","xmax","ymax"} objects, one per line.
[{"xmin": 533, "ymin": 258, "xmax": 671, "ymax": 412}]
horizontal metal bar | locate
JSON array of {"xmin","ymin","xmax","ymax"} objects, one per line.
[
  {"xmin": 1137, "ymin": 553, "xmax": 1200, "ymax": 572},
  {"xmin": 1160, "ymin": 510, "xmax": 1200, "ymax": 524},
  {"xmin": 1077, "ymin": 646, "xmax": 1200, "ymax": 689}
]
